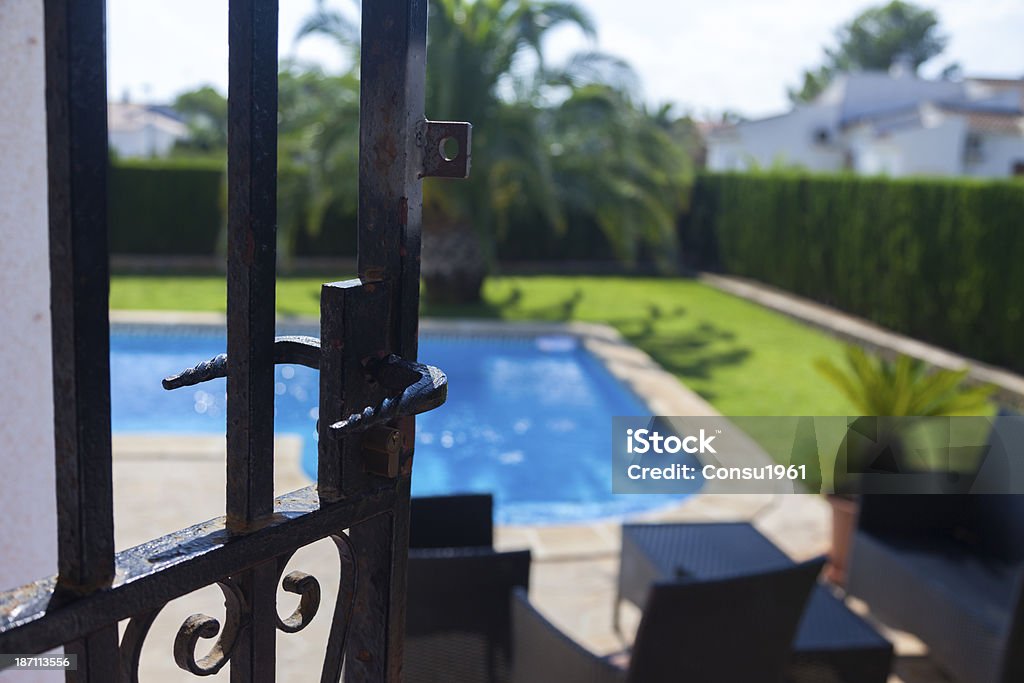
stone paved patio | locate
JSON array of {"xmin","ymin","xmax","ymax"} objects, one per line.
[{"xmin": 113, "ymin": 435, "xmax": 953, "ymax": 682}]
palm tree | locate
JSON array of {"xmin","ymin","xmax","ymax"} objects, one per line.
[
  {"xmin": 297, "ymin": 0, "xmax": 693, "ymax": 303},
  {"xmin": 298, "ymin": 0, "xmax": 595, "ymax": 302},
  {"xmin": 421, "ymin": 0, "xmax": 603, "ymax": 302},
  {"xmin": 544, "ymin": 86, "xmax": 692, "ymax": 267},
  {"xmin": 276, "ymin": 63, "xmax": 361, "ymax": 263}
]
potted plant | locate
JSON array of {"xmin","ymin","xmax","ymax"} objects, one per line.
[{"xmin": 813, "ymin": 345, "xmax": 994, "ymax": 584}]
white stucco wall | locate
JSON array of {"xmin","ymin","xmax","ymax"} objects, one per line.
[
  {"xmin": 706, "ymin": 104, "xmax": 845, "ymax": 172},
  {"xmin": 892, "ymin": 118, "xmax": 967, "ymax": 177},
  {"xmin": 965, "ymin": 133, "xmax": 1024, "ymax": 178},
  {"xmin": 109, "ymin": 125, "xmax": 181, "ymax": 158},
  {"xmin": 851, "ymin": 138, "xmax": 899, "ymax": 176},
  {"xmin": 0, "ymin": 1, "xmax": 59, "ymax": 680},
  {"xmin": 854, "ymin": 118, "xmax": 967, "ymax": 177}
]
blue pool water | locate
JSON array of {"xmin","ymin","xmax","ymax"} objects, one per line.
[{"xmin": 110, "ymin": 326, "xmax": 687, "ymax": 524}]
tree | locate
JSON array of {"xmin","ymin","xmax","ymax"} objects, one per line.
[
  {"xmin": 416, "ymin": 0, "xmax": 600, "ymax": 303},
  {"xmin": 298, "ymin": 0, "xmax": 692, "ymax": 303},
  {"xmin": 276, "ymin": 63, "xmax": 361, "ymax": 260},
  {"xmin": 172, "ymin": 86, "xmax": 228, "ymax": 153},
  {"xmin": 545, "ymin": 87, "xmax": 692, "ymax": 267},
  {"xmin": 790, "ymin": 1, "xmax": 949, "ymax": 103},
  {"xmin": 169, "ymin": 70, "xmax": 362, "ymax": 263}
]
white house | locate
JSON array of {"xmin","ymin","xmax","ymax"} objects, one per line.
[
  {"xmin": 706, "ymin": 68, "xmax": 1024, "ymax": 179},
  {"xmin": 108, "ymin": 101, "xmax": 188, "ymax": 158}
]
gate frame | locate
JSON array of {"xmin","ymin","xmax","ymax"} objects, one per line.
[{"xmin": 0, "ymin": 0, "xmax": 469, "ymax": 680}]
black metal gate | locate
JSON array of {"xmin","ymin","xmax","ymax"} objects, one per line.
[{"xmin": 0, "ymin": 0, "xmax": 469, "ymax": 680}]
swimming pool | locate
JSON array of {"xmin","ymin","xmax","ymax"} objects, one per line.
[{"xmin": 110, "ymin": 325, "xmax": 691, "ymax": 524}]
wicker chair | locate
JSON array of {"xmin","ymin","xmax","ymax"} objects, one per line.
[
  {"xmin": 848, "ymin": 493, "xmax": 1024, "ymax": 683},
  {"xmin": 617, "ymin": 522, "xmax": 892, "ymax": 682},
  {"xmin": 511, "ymin": 558, "xmax": 825, "ymax": 683},
  {"xmin": 406, "ymin": 494, "xmax": 528, "ymax": 683},
  {"xmin": 410, "ymin": 493, "xmax": 493, "ymax": 549},
  {"xmin": 406, "ymin": 547, "xmax": 531, "ymax": 683}
]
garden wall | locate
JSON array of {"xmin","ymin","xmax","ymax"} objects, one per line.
[{"xmin": 681, "ymin": 172, "xmax": 1024, "ymax": 371}]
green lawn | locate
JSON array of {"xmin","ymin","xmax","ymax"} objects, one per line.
[{"xmin": 111, "ymin": 274, "xmax": 857, "ymax": 417}]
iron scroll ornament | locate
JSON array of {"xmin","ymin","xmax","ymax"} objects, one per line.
[
  {"xmin": 162, "ymin": 337, "xmax": 448, "ymax": 431},
  {"xmin": 114, "ymin": 532, "xmax": 357, "ymax": 682}
]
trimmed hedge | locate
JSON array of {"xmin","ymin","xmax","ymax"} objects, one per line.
[
  {"xmin": 682, "ymin": 172, "xmax": 1024, "ymax": 371},
  {"xmin": 108, "ymin": 159, "xmax": 617, "ymax": 261},
  {"xmin": 110, "ymin": 160, "xmax": 361, "ymax": 258},
  {"xmin": 109, "ymin": 159, "xmax": 225, "ymax": 255}
]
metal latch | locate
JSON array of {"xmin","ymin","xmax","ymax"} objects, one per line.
[{"xmin": 162, "ymin": 340, "xmax": 447, "ymax": 479}]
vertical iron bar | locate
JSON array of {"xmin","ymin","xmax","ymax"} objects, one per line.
[
  {"xmin": 44, "ymin": 0, "xmax": 120, "ymax": 678},
  {"xmin": 45, "ymin": 0, "xmax": 114, "ymax": 598},
  {"xmin": 226, "ymin": 0, "xmax": 278, "ymax": 528},
  {"xmin": 346, "ymin": 0, "xmax": 427, "ymax": 678},
  {"xmin": 231, "ymin": 561, "xmax": 279, "ymax": 682},
  {"xmin": 227, "ymin": 0, "xmax": 278, "ymax": 680},
  {"xmin": 357, "ymin": 0, "xmax": 427, "ymax": 362},
  {"xmin": 63, "ymin": 629, "xmax": 119, "ymax": 683}
]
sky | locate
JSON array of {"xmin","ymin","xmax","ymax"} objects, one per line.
[{"xmin": 107, "ymin": 0, "xmax": 1024, "ymax": 119}]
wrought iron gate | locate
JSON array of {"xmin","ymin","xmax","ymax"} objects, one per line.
[{"xmin": 0, "ymin": 0, "xmax": 470, "ymax": 680}]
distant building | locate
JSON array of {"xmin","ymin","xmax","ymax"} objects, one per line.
[
  {"xmin": 108, "ymin": 102, "xmax": 188, "ymax": 158},
  {"xmin": 706, "ymin": 69, "xmax": 1024, "ymax": 178}
]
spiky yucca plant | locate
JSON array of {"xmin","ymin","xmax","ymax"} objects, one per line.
[
  {"xmin": 813, "ymin": 345, "xmax": 994, "ymax": 584},
  {"xmin": 816, "ymin": 345, "xmax": 994, "ymax": 493},
  {"xmin": 814, "ymin": 345, "xmax": 993, "ymax": 417}
]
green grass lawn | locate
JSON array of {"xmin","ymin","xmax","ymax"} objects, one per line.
[{"xmin": 111, "ymin": 274, "xmax": 857, "ymax": 417}]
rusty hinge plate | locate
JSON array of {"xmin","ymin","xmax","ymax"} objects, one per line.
[{"xmin": 419, "ymin": 120, "xmax": 472, "ymax": 179}]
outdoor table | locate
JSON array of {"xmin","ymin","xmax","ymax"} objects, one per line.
[{"xmin": 617, "ymin": 522, "xmax": 893, "ymax": 683}]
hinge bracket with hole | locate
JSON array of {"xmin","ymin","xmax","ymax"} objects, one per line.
[{"xmin": 418, "ymin": 120, "xmax": 472, "ymax": 179}]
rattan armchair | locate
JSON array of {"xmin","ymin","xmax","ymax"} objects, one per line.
[
  {"xmin": 406, "ymin": 547, "xmax": 531, "ymax": 683},
  {"xmin": 410, "ymin": 493, "xmax": 494, "ymax": 549},
  {"xmin": 511, "ymin": 558, "xmax": 825, "ymax": 683},
  {"xmin": 848, "ymin": 493, "xmax": 1024, "ymax": 683},
  {"xmin": 405, "ymin": 494, "xmax": 529, "ymax": 683}
]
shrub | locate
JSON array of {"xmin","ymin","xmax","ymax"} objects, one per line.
[
  {"xmin": 682, "ymin": 172, "xmax": 1024, "ymax": 371},
  {"xmin": 109, "ymin": 159, "xmax": 225, "ymax": 255}
]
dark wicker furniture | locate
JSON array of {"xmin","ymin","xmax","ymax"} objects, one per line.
[
  {"xmin": 512, "ymin": 558, "xmax": 825, "ymax": 682},
  {"xmin": 410, "ymin": 493, "xmax": 494, "ymax": 549},
  {"xmin": 618, "ymin": 522, "xmax": 892, "ymax": 683},
  {"xmin": 405, "ymin": 494, "xmax": 529, "ymax": 683},
  {"xmin": 848, "ymin": 494, "xmax": 1024, "ymax": 683},
  {"xmin": 406, "ymin": 547, "xmax": 531, "ymax": 683}
]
